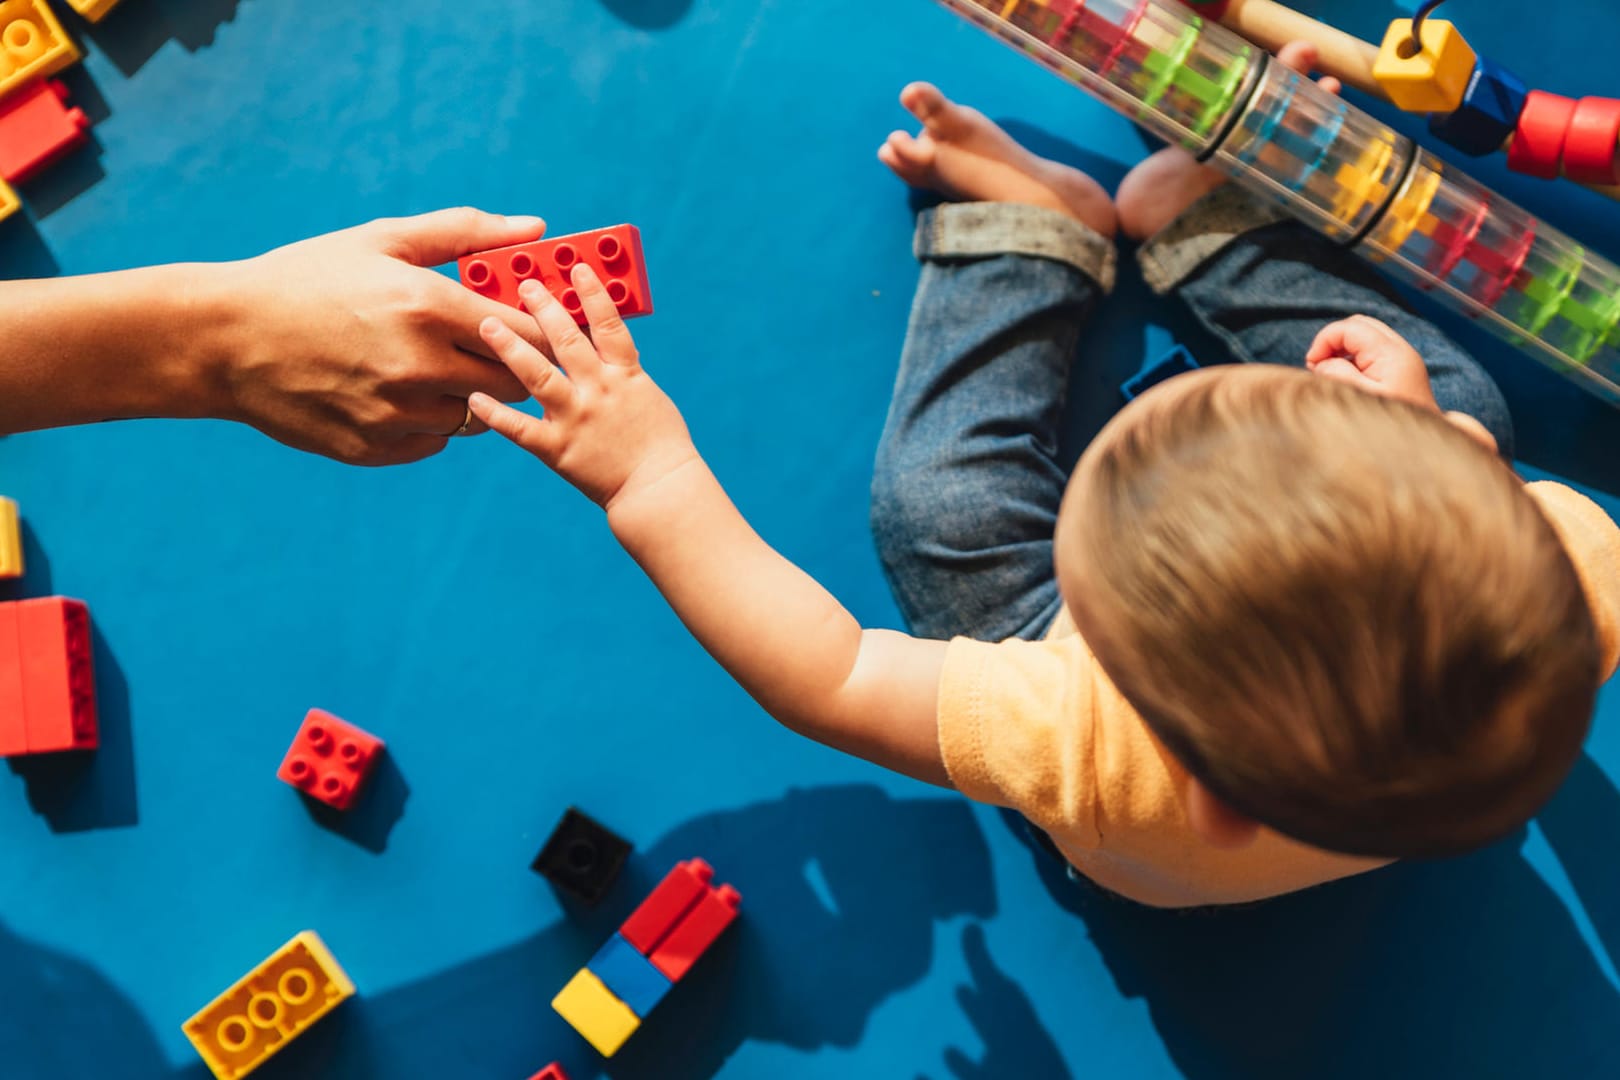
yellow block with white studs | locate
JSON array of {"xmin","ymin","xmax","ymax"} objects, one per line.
[
  {"xmin": 62, "ymin": 0, "xmax": 122, "ymax": 21},
  {"xmin": 183, "ymin": 931, "xmax": 355, "ymax": 1080},
  {"xmin": 552, "ymin": 967, "xmax": 641, "ymax": 1057},
  {"xmin": 0, "ymin": 498, "xmax": 21, "ymax": 579},
  {"xmin": 1373, "ymin": 19, "xmax": 1477, "ymax": 114},
  {"xmin": 0, "ymin": 0, "xmax": 80, "ymax": 104}
]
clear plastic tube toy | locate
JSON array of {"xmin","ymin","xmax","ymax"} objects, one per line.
[{"xmin": 938, "ymin": 0, "xmax": 1620, "ymax": 404}]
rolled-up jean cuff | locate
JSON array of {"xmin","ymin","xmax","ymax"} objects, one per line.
[
  {"xmin": 915, "ymin": 202, "xmax": 1116, "ymax": 293},
  {"xmin": 1137, "ymin": 185, "xmax": 1291, "ymax": 294}
]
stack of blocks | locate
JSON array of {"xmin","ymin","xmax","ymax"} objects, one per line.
[
  {"xmin": 457, "ymin": 224, "xmax": 653, "ymax": 327},
  {"xmin": 552, "ymin": 858, "xmax": 741, "ymax": 1056},
  {"xmin": 183, "ymin": 931, "xmax": 354, "ymax": 1080},
  {"xmin": 0, "ymin": 595, "xmax": 98, "ymax": 756},
  {"xmin": 0, "ymin": 0, "xmax": 101, "ymax": 223},
  {"xmin": 276, "ymin": 708, "xmax": 384, "ymax": 810}
]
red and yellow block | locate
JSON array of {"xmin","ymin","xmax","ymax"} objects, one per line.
[{"xmin": 183, "ymin": 931, "xmax": 354, "ymax": 1080}]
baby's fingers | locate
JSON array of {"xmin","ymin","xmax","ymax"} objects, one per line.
[
  {"xmin": 521, "ymin": 280, "xmax": 604, "ymax": 382},
  {"xmin": 468, "ymin": 392, "xmax": 560, "ymax": 460},
  {"xmin": 572, "ymin": 263, "xmax": 640, "ymax": 366},
  {"xmin": 479, "ymin": 316, "xmax": 574, "ymax": 415}
]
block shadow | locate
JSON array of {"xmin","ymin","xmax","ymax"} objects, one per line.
[
  {"xmin": 1001, "ymin": 752, "xmax": 1620, "ymax": 1079},
  {"xmin": 596, "ymin": 0, "xmax": 695, "ymax": 31},
  {"xmin": 0, "ymin": 215, "xmax": 63, "ymax": 280},
  {"xmin": 73, "ymin": 0, "xmax": 251, "ymax": 79},
  {"xmin": 293, "ymin": 752, "xmax": 409, "ymax": 855}
]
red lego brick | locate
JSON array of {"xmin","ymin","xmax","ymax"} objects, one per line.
[
  {"xmin": 1507, "ymin": 90, "xmax": 1576, "ymax": 180},
  {"xmin": 526, "ymin": 1066, "xmax": 569, "ymax": 1080},
  {"xmin": 618, "ymin": 858, "xmax": 714, "ymax": 955},
  {"xmin": 648, "ymin": 883, "xmax": 741, "ymax": 982},
  {"xmin": 0, "ymin": 602, "xmax": 26, "ymax": 757},
  {"xmin": 276, "ymin": 708, "xmax": 384, "ymax": 811},
  {"xmin": 1562, "ymin": 97, "xmax": 1620, "ymax": 186},
  {"xmin": 14, "ymin": 597, "xmax": 97, "ymax": 753},
  {"xmin": 0, "ymin": 79, "xmax": 91, "ymax": 185},
  {"xmin": 458, "ymin": 224, "xmax": 652, "ymax": 327}
]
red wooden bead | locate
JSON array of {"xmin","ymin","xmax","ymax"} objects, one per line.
[
  {"xmin": 1508, "ymin": 90, "xmax": 1576, "ymax": 180},
  {"xmin": 1562, "ymin": 97, "xmax": 1620, "ymax": 186}
]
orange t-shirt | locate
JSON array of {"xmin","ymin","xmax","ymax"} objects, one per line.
[{"xmin": 937, "ymin": 482, "xmax": 1620, "ymax": 908}]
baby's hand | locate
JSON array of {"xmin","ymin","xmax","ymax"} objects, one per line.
[
  {"xmin": 1304, "ymin": 315, "xmax": 1438, "ymax": 411},
  {"xmin": 469, "ymin": 265, "xmax": 698, "ymax": 509}
]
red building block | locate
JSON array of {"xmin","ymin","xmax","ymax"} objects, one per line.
[
  {"xmin": 526, "ymin": 1066, "xmax": 569, "ymax": 1080},
  {"xmin": 1562, "ymin": 97, "xmax": 1620, "ymax": 186},
  {"xmin": 1507, "ymin": 90, "xmax": 1576, "ymax": 180},
  {"xmin": 458, "ymin": 225, "xmax": 652, "ymax": 327},
  {"xmin": 0, "ymin": 79, "xmax": 91, "ymax": 185},
  {"xmin": 618, "ymin": 858, "xmax": 714, "ymax": 955},
  {"xmin": 648, "ymin": 884, "xmax": 741, "ymax": 982},
  {"xmin": 276, "ymin": 708, "xmax": 384, "ymax": 810},
  {"xmin": 0, "ymin": 601, "xmax": 26, "ymax": 756},
  {"xmin": 12, "ymin": 597, "xmax": 97, "ymax": 753}
]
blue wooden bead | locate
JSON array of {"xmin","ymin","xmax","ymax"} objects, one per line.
[{"xmin": 1429, "ymin": 57, "xmax": 1529, "ymax": 157}]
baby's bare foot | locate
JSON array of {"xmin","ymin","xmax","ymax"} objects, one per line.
[
  {"xmin": 879, "ymin": 82, "xmax": 1117, "ymax": 238},
  {"xmin": 1116, "ymin": 42, "xmax": 1341, "ymax": 241}
]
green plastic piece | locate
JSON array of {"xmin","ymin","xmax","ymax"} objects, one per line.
[
  {"xmin": 1142, "ymin": 22, "xmax": 1203, "ymax": 109},
  {"xmin": 1570, "ymin": 290, "xmax": 1620, "ymax": 365},
  {"xmin": 1522, "ymin": 247, "xmax": 1585, "ymax": 338},
  {"xmin": 1194, "ymin": 48, "xmax": 1252, "ymax": 136}
]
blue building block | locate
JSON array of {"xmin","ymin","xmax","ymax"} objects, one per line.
[
  {"xmin": 1121, "ymin": 346, "xmax": 1202, "ymax": 402},
  {"xmin": 1429, "ymin": 58, "xmax": 1529, "ymax": 157},
  {"xmin": 587, "ymin": 933, "xmax": 672, "ymax": 1018}
]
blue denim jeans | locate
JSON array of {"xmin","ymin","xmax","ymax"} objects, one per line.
[{"xmin": 871, "ymin": 188, "xmax": 1514, "ymax": 643}]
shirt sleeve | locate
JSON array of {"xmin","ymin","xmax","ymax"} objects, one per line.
[
  {"xmin": 936, "ymin": 634, "xmax": 1105, "ymax": 848},
  {"xmin": 1528, "ymin": 481, "xmax": 1620, "ymax": 680}
]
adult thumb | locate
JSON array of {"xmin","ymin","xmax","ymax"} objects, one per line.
[{"xmin": 371, "ymin": 207, "xmax": 546, "ymax": 267}]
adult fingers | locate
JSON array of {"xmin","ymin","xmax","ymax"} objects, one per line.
[
  {"xmin": 433, "ymin": 275, "xmax": 554, "ymax": 361},
  {"xmin": 469, "ymin": 392, "xmax": 559, "ymax": 459},
  {"xmin": 368, "ymin": 207, "xmax": 547, "ymax": 268},
  {"xmin": 521, "ymin": 279, "xmax": 605, "ymax": 383},
  {"xmin": 408, "ymin": 394, "xmax": 490, "ymax": 438},
  {"xmin": 479, "ymin": 316, "xmax": 575, "ymax": 415},
  {"xmin": 570, "ymin": 264, "xmax": 641, "ymax": 366}
]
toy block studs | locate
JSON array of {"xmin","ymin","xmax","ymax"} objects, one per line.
[
  {"xmin": 183, "ymin": 931, "xmax": 354, "ymax": 1080},
  {"xmin": 0, "ymin": 597, "xmax": 98, "ymax": 755},
  {"xmin": 276, "ymin": 709, "xmax": 384, "ymax": 811},
  {"xmin": 0, "ymin": 78, "xmax": 91, "ymax": 185},
  {"xmin": 457, "ymin": 224, "xmax": 653, "ymax": 327},
  {"xmin": 1562, "ymin": 98, "xmax": 1620, "ymax": 186},
  {"xmin": 1508, "ymin": 91, "xmax": 1578, "ymax": 180},
  {"xmin": 1373, "ymin": 19, "xmax": 1477, "ymax": 114},
  {"xmin": 0, "ymin": 0, "xmax": 80, "ymax": 104},
  {"xmin": 551, "ymin": 968, "xmax": 640, "ymax": 1057},
  {"xmin": 618, "ymin": 858, "xmax": 715, "ymax": 954},
  {"xmin": 531, "ymin": 807, "xmax": 632, "ymax": 906},
  {"xmin": 1428, "ymin": 59, "xmax": 1528, "ymax": 157},
  {"xmin": 648, "ymin": 884, "xmax": 741, "ymax": 981},
  {"xmin": 0, "ymin": 496, "xmax": 21, "ymax": 578}
]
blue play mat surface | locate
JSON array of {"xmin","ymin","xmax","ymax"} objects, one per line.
[{"xmin": 3, "ymin": 1, "xmax": 1620, "ymax": 1077}]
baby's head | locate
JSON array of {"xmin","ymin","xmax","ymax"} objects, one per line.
[{"xmin": 1056, "ymin": 364, "xmax": 1598, "ymax": 858}]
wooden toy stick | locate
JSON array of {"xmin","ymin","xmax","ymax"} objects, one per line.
[{"xmin": 1216, "ymin": 0, "xmax": 1386, "ymax": 100}]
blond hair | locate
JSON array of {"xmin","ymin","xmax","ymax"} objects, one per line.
[{"xmin": 1066, "ymin": 366, "xmax": 1597, "ymax": 857}]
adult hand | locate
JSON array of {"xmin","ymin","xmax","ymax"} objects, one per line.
[{"xmin": 212, "ymin": 208, "xmax": 550, "ymax": 465}]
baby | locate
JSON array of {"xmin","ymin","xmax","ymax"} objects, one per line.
[{"xmin": 466, "ymin": 45, "xmax": 1620, "ymax": 908}]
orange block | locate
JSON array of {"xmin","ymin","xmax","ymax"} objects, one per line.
[
  {"xmin": 0, "ymin": 601, "xmax": 24, "ymax": 756},
  {"xmin": 14, "ymin": 596, "xmax": 96, "ymax": 753}
]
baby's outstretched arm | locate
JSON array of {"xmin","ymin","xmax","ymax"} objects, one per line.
[{"xmin": 470, "ymin": 265, "xmax": 951, "ymax": 786}]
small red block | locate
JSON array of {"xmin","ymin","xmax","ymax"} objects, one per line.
[
  {"xmin": 618, "ymin": 858, "xmax": 713, "ymax": 955},
  {"xmin": 13, "ymin": 597, "xmax": 97, "ymax": 754},
  {"xmin": 526, "ymin": 1066, "xmax": 569, "ymax": 1080},
  {"xmin": 1562, "ymin": 97, "xmax": 1620, "ymax": 186},
  {"xmin": 649, "ymin": 883, "xmax": 741, "ymax": 982},
  {"xmin": 0, "ymin": 79, "xmax": 91, "ymax": 185},
  {"xmin": 0, "ymin": 602, "xmax": 27, "ymax": 756},
  {"xmin": 458, "ymin": 224, "xmax": 653, "ymax": 327},
  {"xmin": 276, "ymin": 708, "xmax": 384, "ymax": 810},
  {"xmin": 1508, "ymin": 90, "xmax": 1576, "ymax": 180}
]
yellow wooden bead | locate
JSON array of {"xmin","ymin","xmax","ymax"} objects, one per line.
[{"xmin": 1373, "ymin": 18, "xmax": 1477, "ymax": 114}]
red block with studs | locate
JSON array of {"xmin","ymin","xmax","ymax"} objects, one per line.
[
  {"xmin": 1562, "ymin": 97, "xmax": 1620, "ymax": 186},
  {"xmin": 457, "ymin": 224, "xmax": 652, "ymax": 327},
  {"xmin": 648, "ymin": 883, "xmax": 741, "ymax": 981},
  {"xmin": 0, "ymin": 601, "xmax": 27, "ymax": 756},
  {"xmin": 618, "ymin": 858, "xmax": 715, "ymax": 955},
  {"xmin": 1507, "ymin": 90, "xmax": 1576, "ymax": 180},
  {"xmin": 0, "ymin": 79, "xmax": 91, "ymax": 185},
  {"xmin": 276, "ymin": 708, "xmax": 384, "ymax": 810},
  {"xmin": 3, "ymin": 597, "xmax": 98, "ymax": 754}
]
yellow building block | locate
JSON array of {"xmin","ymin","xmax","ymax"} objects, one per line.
[
  {"xmin": 183, "ymin": 931, "xmax": 355, "ymax": 1080},
  {"xmin": 62, "ymin": 0, "xmax": 121, "ymax": 21},
  {"xmin": 0, "ymin": 178, "xmax": 17, "ymax": 223},
  {"xmin": 552, "ymin": 968, "xmax": 641, "ymax": 1057},
  {"xmin": 0, "ymin": 497, "xmax": 21, "ymax": 579},
  {"xmin": 1373, "ymin": 19, "xmax": 1476, "ymax": 114},
  {"xmin": 0, "ymin": 0, "xmax": 79, "ymax": 104}
]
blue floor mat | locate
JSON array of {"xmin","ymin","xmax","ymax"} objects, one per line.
[{"xmin": 2, "ymin": 1, "xmax": 1619, "ymax": 1077}]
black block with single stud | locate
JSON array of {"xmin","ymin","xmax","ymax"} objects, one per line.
[{"xmin": 531, "ymin": 807, "xmax": 632, "ymax": 906}]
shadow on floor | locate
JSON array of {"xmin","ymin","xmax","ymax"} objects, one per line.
[{"xmin": 74, "ymin": 0, "xmax": 250, "ymax": 78}]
